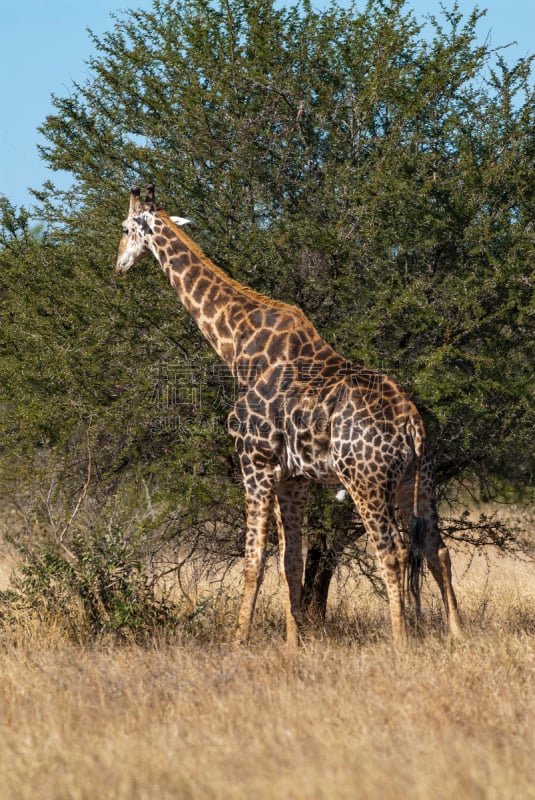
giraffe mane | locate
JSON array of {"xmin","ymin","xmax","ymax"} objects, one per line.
[{"xmin": 159, "ymin": 209, "xmax": 309, "ymax": 320}]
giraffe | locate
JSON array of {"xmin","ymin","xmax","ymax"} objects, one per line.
[{"xmin": 116, "ymin": 185, "xmax": 462, "ymax": 647}]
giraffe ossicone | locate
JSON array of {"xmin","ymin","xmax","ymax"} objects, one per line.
[{"xmin": 116, "ymin": 184, "xmax": 462, "ymax": 646}]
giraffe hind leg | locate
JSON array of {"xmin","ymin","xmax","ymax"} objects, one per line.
[
  {"xmin": 437, "ymin": 545, "xmax": 462, "ymax": 637},
  {"xmin": 378, "ymin": 541, "xmax": 408, "ymax": 646},
  {"xmin": 349, "ymin": 492, "xmax": 408, "ymax": 646},
  {"xmin": 424, "ymin": 534, "xmax": 462, "ymax": 637}
]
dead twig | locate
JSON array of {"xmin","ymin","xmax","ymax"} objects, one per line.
[{"xmin": 54, "ymin": 425, "xmax": 93, "ymax": 564}]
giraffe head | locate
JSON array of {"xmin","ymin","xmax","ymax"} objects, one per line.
[{"xmin": 116, "ymin": 185, "xmax": 190, "ymax": 274}]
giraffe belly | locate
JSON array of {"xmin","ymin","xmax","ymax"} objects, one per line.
[
  {"xmin": 228, "ymin": 383, "xmax": 339, "ymax": 481},
  {"xmin": 282, "ymin": 419, "xmax": 338, "ymax": 483},
  {"xmin": 283, "ymin": 445, "xmax": 339, "ymax": 484}
]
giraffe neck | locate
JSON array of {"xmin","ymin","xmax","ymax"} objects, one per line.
[{"xmin": 149, "ymin": 212, "xmax": 334, "ymax": 383}]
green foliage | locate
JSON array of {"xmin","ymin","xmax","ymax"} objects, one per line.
[
  {"xmin": 1, "ymin": 0, "xmax": 533, "ymax": 601},
  {"xmin": 2, "ymin": 519, "xmax": 178, "ymax": 642}
]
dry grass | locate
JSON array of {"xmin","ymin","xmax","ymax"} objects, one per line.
[{"xmin": 1, "ymin": 539, "xmax": 534, "ymax": 800}]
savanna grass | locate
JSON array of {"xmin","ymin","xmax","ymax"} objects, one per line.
[{"xmin": 0, "ymin": 544, "xmax": 533, "ymax": 800}]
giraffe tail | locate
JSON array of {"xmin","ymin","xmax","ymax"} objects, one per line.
[
  {"xmin": 407, "ymin": 416, "xmax": 426, "ymax": 605},
  {"xmin": 408, "ymin": 512, "xmax": 425, "ymax": 604}
]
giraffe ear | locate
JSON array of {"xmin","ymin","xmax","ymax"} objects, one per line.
[{"xmin": 169, "ymin": 216, "xmax": 191, "ymax": 227}]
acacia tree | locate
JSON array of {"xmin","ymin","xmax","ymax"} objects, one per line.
[
  {"xmin": 1, "ymin": 0, "xmax": 533, "ymax": 629},
  {"xmin": 34, "ymin": 0, "xmax": 534, "ymax": 487}
]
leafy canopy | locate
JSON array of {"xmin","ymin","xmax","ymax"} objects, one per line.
[{"xmin": 1, "ymin": 0, "xmax": 534, "ymax": 523}]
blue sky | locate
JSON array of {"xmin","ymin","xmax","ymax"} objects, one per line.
[{"xmin": 1, "ymin": 0, "xmax": 534, "ymax": 212}]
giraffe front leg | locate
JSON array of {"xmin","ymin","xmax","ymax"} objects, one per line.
[
  {"xmin": 235, "ymin": 486, "xmax": 274, "ymax": 645},
  {"xmin": 274, "ymin": 481, "xmax": 309, "ymax": 649}
]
